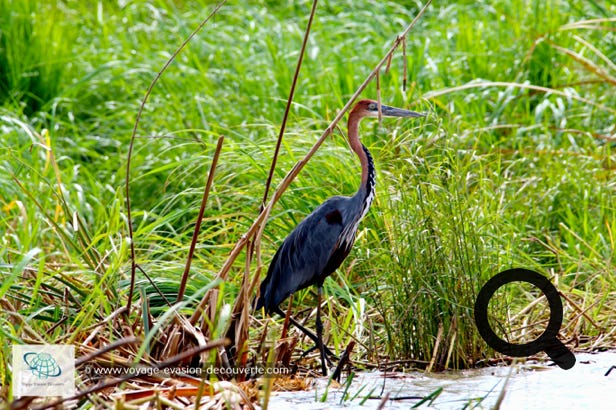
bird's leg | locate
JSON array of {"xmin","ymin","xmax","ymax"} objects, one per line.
[
  {"xmin": 299, "ymin": 344, "xmax": 336, "ymax": 362},
  {"xmin": 315, "ymin": 285, "xmax": 328, "ymax": 376},
  {"xmin": 273, "ymin": 307, "xmax": 337, "ymax": 359}
]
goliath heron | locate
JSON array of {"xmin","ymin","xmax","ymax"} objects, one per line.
[{"xmin": 255, "ymin": 99, "xmax": 424, "ymax": 375}]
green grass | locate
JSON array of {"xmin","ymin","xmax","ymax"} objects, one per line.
[{"xmin": 1, "ymin": 0, "xmax": 615, "ymax": 406}]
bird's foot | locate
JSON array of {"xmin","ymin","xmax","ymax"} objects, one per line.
[{"xmin": 300, "ymin": 344, "xmax": 338, "ymax": 365}]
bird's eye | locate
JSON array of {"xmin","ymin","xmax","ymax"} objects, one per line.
[{"xmin": 368, "ymin": 103, "xmax": 377, "ymax": 111}]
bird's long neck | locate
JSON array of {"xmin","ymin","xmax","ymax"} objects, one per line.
[{"xmin": 348, "ymin": 113, "xmax": 376, "ymax": 218}]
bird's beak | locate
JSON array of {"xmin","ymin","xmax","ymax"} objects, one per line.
[{"xmin": 380, "ymin": 104, "xmax": 425, "ymax": 118}]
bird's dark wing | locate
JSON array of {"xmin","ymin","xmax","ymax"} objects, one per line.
[{"xmin": 255, "ymin": 197, "xmax": 355, "ymax": 313}]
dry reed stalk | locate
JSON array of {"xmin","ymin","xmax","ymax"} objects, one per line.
[
  {"xmin": 124, "ymin": 1, "xmax": 227, "ymax": 315},
  {"xmin": 177, "ymin": 135, "xmax": 225, "ymax": 303},
  {"xmin": 261, "ymin": 0, "xmax": 320, "ymax": 210},
  {"xmin": 211, "ymin": 1, "xmax": 320, "ymax": 368},
  {"xmin": 426, "ymin": 321, "xmax": 443, "ymax": 373}
]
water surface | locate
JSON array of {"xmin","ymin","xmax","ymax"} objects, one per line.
[{"xmin": 267, "ymin": 352, "xmax": 616, "ymax": 409}]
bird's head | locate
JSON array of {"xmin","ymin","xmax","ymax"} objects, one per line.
[{"xmin": 350, "ymin": 99, "xmax": 425, "ymax": 119}]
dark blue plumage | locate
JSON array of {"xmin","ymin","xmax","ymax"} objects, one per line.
[{"xmin": 256, "ymin": 191, "xmax": 365, "ymax": 313}]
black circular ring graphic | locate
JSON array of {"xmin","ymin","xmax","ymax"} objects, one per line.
[{"xmin": 474, "ymin": 268, "xmax": 576, "ymax": 370}]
